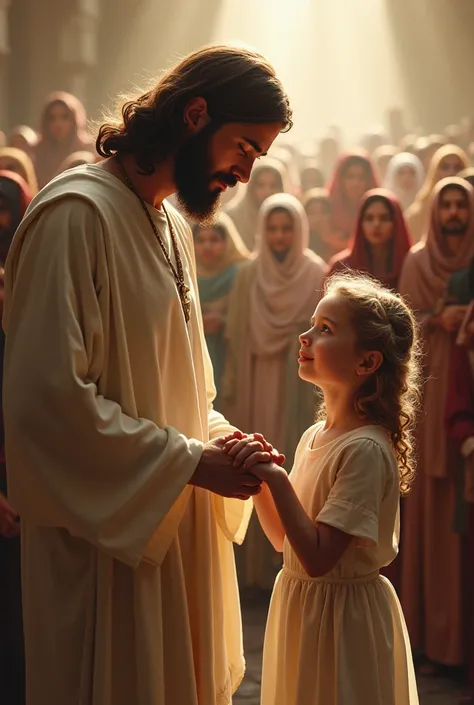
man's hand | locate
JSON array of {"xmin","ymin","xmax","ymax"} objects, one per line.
[
  {"xmin": 440, "ymin": 305, "xmax": 468, "ymax": 333},
  {"xmin": 0, "ymin": 494, "xmax": 20, "ymax": 539},
  {"xmin": 189, "ymin": 438, "xmax": 264, "ymax": 500}
]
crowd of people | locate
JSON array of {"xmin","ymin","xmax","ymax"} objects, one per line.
[{"xmin": 1, "ymin": 69, "xmax": 474, "ymax": 703}]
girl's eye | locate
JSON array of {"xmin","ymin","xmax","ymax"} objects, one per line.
[{"xmin": 320, "ymin": 324, "xmax": 331, "ymax": 333}]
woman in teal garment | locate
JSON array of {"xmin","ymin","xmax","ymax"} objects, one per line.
[{"xmin": 193, "ymin": 213, "xmax": 250, "ymax": 410}]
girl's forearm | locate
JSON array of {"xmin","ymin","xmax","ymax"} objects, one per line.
[
  {"xmin": 266, "ymin": 468, "xmax": 352, "ymax": 578},
  {"xmin": 253, "ymin": 483, "xmax": 286, "ymax": 551}
]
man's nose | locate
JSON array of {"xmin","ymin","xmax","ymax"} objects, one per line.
[{"xmin": 233, "ymin": 160, "xmax": 255, "ymax": 185}]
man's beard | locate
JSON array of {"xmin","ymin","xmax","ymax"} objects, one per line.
[
  {"xmin": 441, "ymin": 220, "xmax": 468, "ymax": 237},
  {"xmin": 174, "ymin": 121, "xmax": 237, "ymax": 224}
]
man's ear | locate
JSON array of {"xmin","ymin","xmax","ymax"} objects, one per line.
[
  {"xmin": 355, "ymin": 350, "xmax": 383, "ymax": 378},
  {"xmin": 183, "ymin": 97, "xmax": 210, "ymax": 134}
]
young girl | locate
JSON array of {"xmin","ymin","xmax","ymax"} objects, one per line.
[{"xmin": 226, "ymin": 271, "xmax": 421, "ymax": 704}]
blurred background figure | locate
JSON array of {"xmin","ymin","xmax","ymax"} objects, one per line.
[
  {"xmin": 328, "ymin": 188, "xmax": 412, "ymax": 292},
  {"xmin": 225, "ymin": 158, "xmax": 288, "ymax": 250},
  {"xmin": 0, "ymin": 171, "xmax": 33, "ymax": 265},
  {"xmin": 373, "ymin": 144, "xmax": 399, "ymax": 182},
  {"xmin": 0, "ymin": 147, "xmax": 38, "ymax": 195},
  {"xmin": 193, "ymin": 214, "xmax": 250, "ymax": 411},
  {"xmin": 223, "ymin": 194, "xmax": 326, "ymax": 590},
  {"xmin": 34, "ymin": 92, "xmax": 96, "ymax": 189},
  {"xmin": 57, "ymin": 150, "xmax": 97, "ymax": 175},
  {"xmin": 299, "ymin": 159, "xmax": 325, "ymax": 195},
  {"xmin": 327, "ymin": 151, "xmax": 379, "ymax": 242},
  {"xmin": 0, "ymin": 169, "xmax": 32, "ymax": 705},
  {"xmin": 7, "ymin": 126, "xmax": 38, "ymax": 159},
  {"xmin": 384, "ymin": 152, "xmax": 425, "ymax": 211},
  {"xmin": 303, "ymin": 187, "xmax": 347, "ymax": 262},
  {"xmin": 405, "ymin": 144, "xmax": 469, "ymax": 242}
]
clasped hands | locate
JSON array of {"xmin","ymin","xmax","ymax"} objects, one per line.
[{"xmin": 191, "ymin": 431, "xmax": 285, "ymax": 500}]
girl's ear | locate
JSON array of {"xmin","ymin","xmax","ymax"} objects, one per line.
[{"xmin": 355, "ymin": 350, "xmax": 383, "ymax": 377}]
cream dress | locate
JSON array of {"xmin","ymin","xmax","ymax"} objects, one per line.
[{"xmin": 261, "ymin": 424, "xmax": 418, "ymax": 705}]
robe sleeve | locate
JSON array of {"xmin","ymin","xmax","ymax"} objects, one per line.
[
  {"xmin": 203, "ymin": 319, "xmax": 253, "ymax": 544},
  {"xmin": 316, "ymin": 439, "xmax": 390, "ymax": 546},
  {"xmin": 3, "ymin": 199, "xmax": 203, "ymax": 568}
]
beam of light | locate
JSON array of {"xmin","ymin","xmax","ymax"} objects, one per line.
[{"xmin": 210, "ymin": 0, "xmax": 406, "ymax": 145}]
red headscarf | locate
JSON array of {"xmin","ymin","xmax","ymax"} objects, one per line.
[
  {"xmin": 0, "ymin": 170, "xmax": 33, "ymax": 263},
  {"xmin": 328, "ymin": 188, "xmax": 413, "ymax": 290},
  {"xmin": 327, "ymin": 151, "xmax": 379, "ymax": 239}
]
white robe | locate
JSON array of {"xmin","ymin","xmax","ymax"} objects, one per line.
[{"xmin": 2, "ymin": 165, "xmax": 251, "ymax": 705}]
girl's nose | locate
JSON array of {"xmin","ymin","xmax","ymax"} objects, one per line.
[{"xmin": 299, "ymin": 329, "xmax": 312, "ymax": 346}]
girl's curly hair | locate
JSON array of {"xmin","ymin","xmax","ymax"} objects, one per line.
[{"xmin": 320, "ymin": 271, "xmax": 423, "ymax": 495}]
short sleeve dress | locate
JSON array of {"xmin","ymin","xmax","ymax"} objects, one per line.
[{"xmin": 261, "ymin": 423, "xmax": 418, "ymax": 705}]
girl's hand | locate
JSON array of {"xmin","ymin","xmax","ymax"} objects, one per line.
[
  {"xmin": 250, "ymin": 461, "xmax": 286, "ymax": 484},
  {"xmin": 223, "ymin": 434, "xmax": 272, "ymax": 468},
  {"xmin": 222, "ymin": 431, "xmax": 286, "ymax": 467}
]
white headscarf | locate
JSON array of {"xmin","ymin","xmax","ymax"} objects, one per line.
[
  {"xmin": 249, "ymin": 193, "xmax": 326, "ymax": 356},
  {"xmin": 384, "ymin": 152, "xmax": 425, "ymax": 211}
]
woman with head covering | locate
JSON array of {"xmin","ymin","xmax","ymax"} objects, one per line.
[
  {"xmin": 225, "ymin": 157, "xmax": 288, "ymax": 250},
  {"xmin": 57, "ymin": 150, "xmax": 97, "ymax": 175},
  {"xmin": 373, "ymin": 144, "xmax": 399, "ymax": 182},
  {"xmin": 0, "ymin": 171, "xmax": 32, "ymax": 265},
  {"xmin": 0, "ymin": 147, "xmax": 38, "ymax": 195},
  {"xmin": 328, "ymin": 189, "xmax": 412, "ymax": 291},
  {"xmin": 460, "ymin": 167, "xmax": 474, "ymax": 189},
  {"xmin": 327, "ymin": 150, "xmax": 379, "ymax": 242},
  {"xmin": 8, "ymin": 126, "xmax": 38, "ymax": 158},
  {"xmin": 192, "ymin": 213, "xmax": 250, "ymax": 409},
  {"xmin": 34, "ymin": 91, "xmax": 96, "ymax": 188},
  {"xmin": 223, "ymin": 193, "xmax": 326, "ymax": 590},
  {"xmin": 384, "ymin": 152, "xmax": 425, "ymax": 211},
  {"xmin": 405, "ymin": 144, "xmax": 469, "ymax": 243},
  {"xmin": 399, "ymin": 177, "xmax": 474, "ymax": 673},
  {"xmin": 0, "ymin": 169, "xmax": 32, "ymax": 705},
  {"xmin": 299, "ymin": 159, "xmax": 325, "ymax": 195},
  {"xmin": 303, "ymin": 188, "xmax": 348, "ymax": 262}
]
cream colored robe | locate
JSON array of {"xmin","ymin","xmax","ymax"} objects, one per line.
[{"xmin": 2, "ymin": 165, "xmax": 251, "ymax": 705}]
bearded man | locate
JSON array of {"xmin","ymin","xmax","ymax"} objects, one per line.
[{"xmin": 2, "ymin": 44, "xmax": 292, "ymax": 705}]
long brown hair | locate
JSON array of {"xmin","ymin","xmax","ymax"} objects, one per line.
[
  {"xmin": 321, "ymin": 272, "xmax": 423, "ymax": 495},
  {"xmin": 97, "ymin": 44, "xmax": 292, "ymax": 175}
]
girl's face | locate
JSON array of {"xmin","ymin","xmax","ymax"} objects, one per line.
[
  {"xmin": 265, "ymin": 209, "xmax": 295, "ymax": 255},
  {"xmin": 342, "ymin": 163, "xmax": 369, "ymax": 203},
  {"xmin": 361, "ymin": 199, "xmax": 394, "ymax": 247},
  {"xmin": 46, "ymin": 103, "xmax": 75, "ymax": 141},
  {"xmin": 306, "ymin": 200, "xmax": 331, "ymax": 233},
  {"xmin": 298, "ymin": 294, "xmax": 362, "ymax": 389},
  {"xmin": 252, "ymin": 170, "xmax": 282, "ymax": 207},
  {"xmin": 395, "ymin": 165, "xmax": 417, "ymax": 192},
  {"xmin": 193, "ymin": 227, "xmax": 226, "ymax": 268}
]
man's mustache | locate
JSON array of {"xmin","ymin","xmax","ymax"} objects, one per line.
[{"xmin": 212, "ymin": 172, "xmax": 238, "ymax": 188}]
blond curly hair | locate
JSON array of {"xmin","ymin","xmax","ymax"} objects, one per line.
[{"xmin": 320, "ymin": 272, "xmax": 423, "ymax": 495}]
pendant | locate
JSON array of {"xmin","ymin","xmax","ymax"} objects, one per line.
[{"xmin": 179, "ymin": 282, "xmax": 192, "ymax": 323}]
